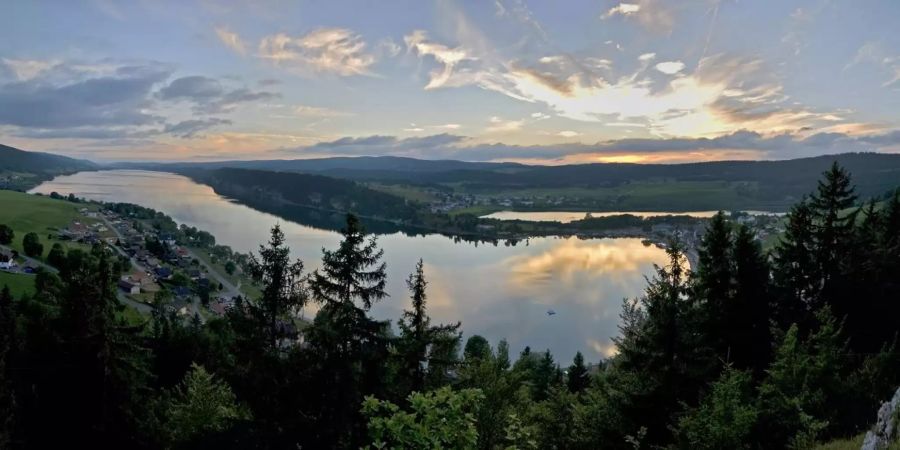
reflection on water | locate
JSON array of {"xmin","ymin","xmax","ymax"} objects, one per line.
[
  {"xmin": 31, "ymin": 170, "xmax": 669, "ymax": 361},
  {"xmin": 483, "ymin": 209, "xmax": 783, "ymax": 223}
]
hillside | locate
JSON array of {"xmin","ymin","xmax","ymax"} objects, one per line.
[
  {"xmin": 126, "ymin": 153, "xmax": 900, "ymax": 210},
  {"xmin": 0, "ymin": 144, "xmax": 96, "ymax": 190},
  {"xmin": 185, "ymin": 168, "xmax": 421, "ymax": 224}
]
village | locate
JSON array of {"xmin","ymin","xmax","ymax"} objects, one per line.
[{"xmin": 0, "ymin": 204, "xmax": 258, "ymax": 323}]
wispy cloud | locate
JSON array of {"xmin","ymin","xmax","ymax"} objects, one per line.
[
  {"xmin": 601, "ymin": 0, "xmax": 674, "ymax": 34},
  {"xmin": 258, "ymin": 28, "xmax": 375, "ymax": 76},
  {"xmin": 293, "ymin": 105, "xmax": 352, "ymax": 118},
  {"xmin": 844, "ymin": 41, "xmax": 900, "ymax": 88},
  {"xmin": 215, "ymin": 26, "xmax": 247, "ymax": 55},
  {"xmin": 1, "ymin": 58, "xmax": 58, "ymax": 81},
  {"xmin": 404, "ymin": 10, "xmax": 845, "ymax": 139}
]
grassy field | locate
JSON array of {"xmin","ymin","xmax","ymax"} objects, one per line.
[
  {"xmin": 366, "ymin": 182, "xmax": 439, "ymax": 204},
  {"xmin": 468, "ymin": 181, "xmax": 759, "ymax": 211},
  {"xmin": 0, "ymin": 271, "xmax": 35, "ymax": 298},
  {"xmin": 0, "ymin": 190, "xmax": 97, "ymax": 259}
]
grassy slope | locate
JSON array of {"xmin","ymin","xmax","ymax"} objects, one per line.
[
  {"xmin": 0, "ymin": 190, "xmax": 98, "ymax": 259},
  {"xmin": 0, "ymin": 271, "xmax": 35, "ymax": 298}
]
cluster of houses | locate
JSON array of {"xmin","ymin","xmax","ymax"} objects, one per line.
[{"xmin": 56, "ymin": 218, "xmax": 111, "ymax": 246}]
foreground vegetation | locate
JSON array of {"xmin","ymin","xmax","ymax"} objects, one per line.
[{"xmin": 1, "ymin": 163, "xmax": 899, "ymax": 449}]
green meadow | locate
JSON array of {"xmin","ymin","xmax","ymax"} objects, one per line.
[{"xmin": 0, "ymin": 190, "xmax": 97, "ymax": 259}]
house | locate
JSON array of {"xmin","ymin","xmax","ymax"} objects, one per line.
[
  {"xmin": 118, "ymin": 279, "xmax": 140, "ymax": 295},
  {"xmin": 209, "ymin": 302, "xmax": 227, "ymax": 316},
  {"xmin": 0, "ymin": 254, "xmax": 16, "ymax": 271},
  {"xmin": 160, "ymin": 234, "xmax": 177, "ymax": 247},
  {"xmin": 172, "ymin": 286, "xmax": 192, "ymax": 299},
  {"xmin": 154, "ymin": 267, "xmax": 172, "ymax": 279},
  {"xmin": 188, "ymin": 269, "xmax": 202, "ymax": 280}
]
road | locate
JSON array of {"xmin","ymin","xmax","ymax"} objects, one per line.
[
  {"xmin": 0, "ymin": 243, "xmax": 56, "ymax": 274},
  {"xmin": 185, "ymin": 247, "xmax": 242, "ymax": 300},
  {"xmin": 2, "ymin": 242, "xmax": 152, "ymax": 314}
]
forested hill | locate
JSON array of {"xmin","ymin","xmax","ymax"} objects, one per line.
[
  {"xmin": 127, "ymin": 152, "xmax": 900, "ymax": 205},
  {"xmin": 124, "ymin": 155, "xmax": 523, "ymax": 173},
  {"xmin": 0, "ymin": 144, "xmax": 95, "ymax": 174},
  {"xmin": 185, "ymin": 167, "xmax": 420, "ymax": 223}
]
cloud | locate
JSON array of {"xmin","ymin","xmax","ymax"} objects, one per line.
[
  {"xmin": 157, "ymin": 75, "xmax": 278, "ymax": 113},
  {"xmin": 293, "ymin": 105, "xmax": 351, "ymax": 118},
  {"xmin": 655, "ymin": 61, "xmax": 685, "ymax": 75},
  {"xmin": 601, "ymin": 0, "xmax": 674, "ymax": 33},
  {"xmin": 0, "ymin": 63, "xmax": 171, "ymax": 129},
  {"xmin": 377, "ymin": 38, "xmax": 402, "ymax": 58},
  {"xmin": 258, "ymin": 28, "xmax": 375, "ymax": 76},
  {"xmin": 405, "ymin": 19, "xmax": 845, "ymax": 138},
  {"xmin": 158, "ymin": 75, "xmax": 224, "ymax": 100},
  {"xmin": 404, "ymin": 30, "xmax": 475, "ymax": 90},
  {"xmin": 602, "ymin": 3, "xmax": 641, "ymax": 19},
  {"xmin": 558, "ymin": 130, "xmax": 581, "ymax": 138},
  {"xmin": 277, "ymin": 129, "xmax": 900, "ymax": 162},
  {"xmin": 301, "ymin": 133, "xmax": 467, "ymax": 156},
  {"xmin": 844, "ymin": 41, "xmax": 900, "ymax": 88},
  {"xmin": 163, "ymin": 118, "xmax": 232, "ymax": 138},
  {"xmin": 215, "ymin": 26, "xmax": 247, "ymax": 55},
  {"xmin": 1, "ymin": 58, "xmax": 58, "ymax": 81},
  {"xmin": 486, "ymin": 116, "xmax": 524, "ymax": 133}
]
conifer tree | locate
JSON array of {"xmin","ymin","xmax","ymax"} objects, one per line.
[
  {"xmin": 307, "ymin": 214, "xmax": 391, "ymax": 448},
  {"xmin": 809, "ymin": 162, "xmax": 857, "ymax": 292},
  {"xmin": 773, "ymin": 200, "xmax": 818, "ymax": 326},
  {"xmin": 247, "ymin": 224, "xmax": 306, "ymax": 352},
  {"xmin": 567, "ymin": 351, "xmax": 590, "ymax": 393},
  {"xmin": 692, "ymin": 212, "xmax": 734, "ymax": 363},
  {"xmin": 730, "ymin": 224, "xmax": 772, "ymax": 375},
  {"xmin": 612, "ymin": 239, "xmax": 712, "ymax": 444},
  {"xmin": 396, "ymin": 259, "xmax": 460, "ymax": 394}
]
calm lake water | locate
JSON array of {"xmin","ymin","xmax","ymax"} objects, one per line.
[
  {"xmin": 31, "ymin": 170, "xmax": 671, "ymax": 361},
  {"xmin": 482, "ymin": 210, "xmax": 783, "ymax": 223}
]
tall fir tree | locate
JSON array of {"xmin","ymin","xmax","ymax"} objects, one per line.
[
  {"xmin": 396, "ymin": 259, "xmax": 460, "ymax": 395},
  {"xmin": 692, "ymin": 212, "xmax": 734, "ymax": 363},
  {"xmin": 809, "ymin": 162, "xmax": 857, "ymax": 294},
  {"xmin": 612, "ymin": 239, "xmax": 713, "ymax": 445},
  {"xmin": 307, "ymin": 214, "xmax": 391, "ymax": 448},
  {"xmin": 566, "ymin": 351, "xmax": 590, "ymax": 393},
  {"xmin": 247, "ymin": 224, "xmax": 307, "ymax": 352},
  {"xmin": 773, "ymin": 199, "xmax": 819, "ymax": 328},
  {"xmin": 730, "ymin": 224, "xmax": 772, "ymax": 376}
]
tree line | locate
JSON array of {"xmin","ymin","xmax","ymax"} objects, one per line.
[{"xmin": 1, "ymin": 162, "xmax": 898, "ymax": 449}]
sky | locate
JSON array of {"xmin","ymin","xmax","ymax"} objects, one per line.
[{"xmin": 0, "ymin": 0, "xmax": 898, "ymax": 164}]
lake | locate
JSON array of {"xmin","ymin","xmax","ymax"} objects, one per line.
[
  {"xmin": 482, "ymin": 210, "xmax": 784, "ymax": 223},
  {"xmin": 31, "ymin": 170, "xmax": 671, "ymax": 362}
]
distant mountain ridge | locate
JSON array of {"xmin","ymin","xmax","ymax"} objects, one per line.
[
  {"xmin": 113, "ymin": 155, "xmax": 525, "ymax": 173},
  {"xmin": 123, "ymin": 152, "xmax": 900, "ymax": 203}
]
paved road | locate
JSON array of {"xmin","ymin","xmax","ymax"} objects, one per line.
[
  {"xmin": 0, "ymin": 243, "xmax": 57, "ymax": 274},
  {"xmin": 185, "ymin": 247, "xmax": 242, "ymax": 300}
]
